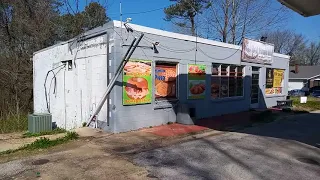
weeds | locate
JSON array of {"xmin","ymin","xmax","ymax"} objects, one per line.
[
  {"xmin": 82, "ymin": 122, "xmax": 87, "ymax": 127},
  {"xmin": 0, "ymin": 114, "xmax": 28, "ymax": 134},
  {"xmin": 22, "ymin": 128, "xmax": 66, "ymax": 138},
  {"xmin": 291, "ymin": 97, "xmax": 320, "ymax": 112},
  {"xmin": 0, "ymin": 132, "xmax": 79, "ymax": 156}
]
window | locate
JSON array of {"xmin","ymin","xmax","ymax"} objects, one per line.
[
  {"xmin": 313, "ymin": 80, "xmax": 320, "ymax": 87},
  {"xmin": 155, "ymin": 62, "xmax": 178, "ymax": 101},
  {"xmin": 211, "ymin": 63, "xmax": 244, "ymax": 99},
  {"xmin": 265, "ymin": 68, "xmax": 284, "ymax": 95}
]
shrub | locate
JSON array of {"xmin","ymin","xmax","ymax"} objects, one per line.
[{"xmin": 0, "ymin": 114, "xmax": 28, "ymax": 134}]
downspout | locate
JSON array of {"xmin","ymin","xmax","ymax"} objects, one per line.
[
  {"xmin": 106, "ymin": 33, "xmax": 110, "ymax": 126},
  {"xmin": 64, "ymin": 67, "xmax": 67, "ymax": 130}
]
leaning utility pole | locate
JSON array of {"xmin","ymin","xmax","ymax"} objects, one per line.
[{"xmin": 87, "ymin": 33, "xmax": 145, "ymax": 127}]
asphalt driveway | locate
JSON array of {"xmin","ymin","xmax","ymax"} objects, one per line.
[
  {"xmin": 0, "ymin": 112, "xmax": 319, "ymax": 180},
  {"xmin": 134, "ymin": 112, "xmax": 320, "ymax": 180}
]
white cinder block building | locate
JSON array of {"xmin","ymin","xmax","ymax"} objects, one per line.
[{"xmin": 33, "ymin": 21, "xmax": 290, "ymax": 133}]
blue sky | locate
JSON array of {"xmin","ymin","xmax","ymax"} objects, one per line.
[{"xmin": 81, "ymin": 0, "xmax": 320, "ymax": 42}]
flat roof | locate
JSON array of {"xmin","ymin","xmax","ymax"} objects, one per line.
[
  {"xmin": 34, "ymin": 20, "xmax": 290, "ymax": 59},
  {"xmin": 113, "ymin": 21, "xmax": 289, "ymax": 59}
]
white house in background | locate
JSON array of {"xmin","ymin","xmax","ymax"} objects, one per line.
[{"xmin": 289, "ymin": 66, "xmax": 320, "ymax": 90}]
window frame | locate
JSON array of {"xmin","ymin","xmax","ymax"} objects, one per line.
[
  {"xmin": 154, "ymin": 61, "xmax": 179, "ymax": 103},
  {"xmin": 211, "ymin": 63, "xmax": 245, "ymax": 101}
]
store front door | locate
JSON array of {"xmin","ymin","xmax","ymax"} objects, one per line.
[{"xmin": 251, "ymin": 67, "xmax": 260, "ymax": 108}]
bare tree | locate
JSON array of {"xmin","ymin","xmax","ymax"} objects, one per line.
[
  {"xmin": 203, "ymin": 0, "xmax": 288, "ymax": 44},
  {"xmin": 306, "ymin": 42, "xmax": 320, "ymax": 65},
  {"xmin": 262, "ymin": 30, "xmax": 307, "ymax": 54},
  {"xmin": 262, "ymin": 30, "xmax": 320, "ymax": 66},
  {"xmin": 0, "ymin": 0, "xmax": 110, "ymax": 120}
]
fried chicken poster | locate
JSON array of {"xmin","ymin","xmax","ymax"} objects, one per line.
[
  {"xmin": 188, "ymin": 64, "xmax": 206, "ymax": 99},
  {"xmin": 123, "ymin": 59, "xmax": 152, "ymax": 105}
]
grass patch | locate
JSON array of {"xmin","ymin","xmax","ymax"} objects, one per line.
[
  {"xmin": 291, "ymin": 96, "xmax": 320, "ymax": 112},
  {"xmin": 0, "ymin": 114, "xmax": 28, "ymax": 134},
  {"xmin": 0, "ymin": 132, "xmax": 79, "ymax": 156},
  {"xmin": 22, "ymin": 128, "xmax": 66, "ymax": 138}
]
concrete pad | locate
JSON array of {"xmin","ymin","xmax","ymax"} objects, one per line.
[
  {"xmin": 141, "ymin": 124, "xmax": 208, "ymax": 137},
  {"xmin": 73, "ymin": 127, "xmax": 107, "ymax": 138}
]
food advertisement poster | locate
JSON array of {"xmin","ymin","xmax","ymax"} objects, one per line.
[
  {"xmin": 188, "ymin": 64, "xmax": 206, "ymax": 99},
  {"xmin": 155, "ymin": 65, "xmax": 177, "ymax": 99},
  {"xmin": 265, "ymin": 69, "xmax": 284, "ymax": 95},
  {"xmin": 273, "ymin": 69, "xmax": 284, "ymax": 88},
  {"xmin": 266, "ymin": 68, "xmax": 274, "ymax": 88},
  {"xmin": 123, "ymin": 59, "xmax": 152, "ymax": 105}
]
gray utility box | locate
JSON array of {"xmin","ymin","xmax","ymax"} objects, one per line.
[
  {"xmin": 176, "ymin": 104, "xmax": 195, "ymax": 125},
  {"xmin": 28, "ymin": 113, "xmax": 52, "ymax": 133}
]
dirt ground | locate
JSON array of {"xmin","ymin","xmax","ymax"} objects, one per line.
[
  {"xmin": 1, "ymin": 112, "xmax": 319, "ymax": 180},
  {"xmin": 0, "ymin": 127, "xmax": 218, "ymax": 180},
  {"xmin": 0, "ymin": 133, "xmax": 66, "ymax": 153}
]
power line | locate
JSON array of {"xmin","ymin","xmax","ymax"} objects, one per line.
[
  {"xmin": 125, "ymin": 23, "xmax": 241, "ymax": 60},
  {"xmin": 108, "ymin": 6, "xmax": 167, "ymax": 17},
  {"xmin": 126, "ymin": 24, "xmax": 196, "ymax": 53},
  {"xmin": 198, "ymin": 46, "xmax": 241, "ymax": 61},
  {"xmin": 124, "ymin": 7, "xmax": 166, "ymax": 15}
]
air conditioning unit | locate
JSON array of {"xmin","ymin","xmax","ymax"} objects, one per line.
[{"xmin": 28, "ymin": 113, "xmax": 52, "ymax": 133}]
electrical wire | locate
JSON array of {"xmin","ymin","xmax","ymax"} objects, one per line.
[
  {"xmin": 108, "ymin": 6, "xmax": 168, "ymax": 17},
  {"xmin": 126, "ymin": 23, "xmax": 242, "ymax": 60},
  {"xmin": 47, "ymin": 66, "xmax": 65, "ymax": 112},
  {"xmin": 44, "ymin": 64, "xmax": 66, "ymax": 113},
  {"xmin": 198, "ymin": 46, "xmax": 241, "ymax": 60},
  {"xmin": 123, "ymin": 7, "xmax": 166, "ymax": 15},
  {"xmin": 126, "ymin": 24, "xmax": 197, "ymax": 53}
]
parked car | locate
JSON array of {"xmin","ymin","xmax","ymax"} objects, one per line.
[
  {"xmin": 310, "ymin": 86, "xmax": 320, "ymax": 93},
  {"xmin": 289, "ymin": 89, "xmax": 306, "ymax": 96},
  {"xmin": 311, "ymin": 90, "xmax": 320, "ymax": 98}
]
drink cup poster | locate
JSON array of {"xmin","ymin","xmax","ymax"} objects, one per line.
[
  {"xmin": 188, "ymin": 64, "xmax": 206, "ymax": 99},
  {"xmin": 123, "ymin": 59, "xmax": 152, "ymax": 105}
]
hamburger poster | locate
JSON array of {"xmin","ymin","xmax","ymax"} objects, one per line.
[
  {"xmin": 123, "ymin": 59, "xmax": 152, "ymax": 105},
  {"xmin": 188, "ymin": 64, "xmax": 206, "ymax": 99}
]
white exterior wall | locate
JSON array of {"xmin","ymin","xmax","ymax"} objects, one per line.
[
  {"xmin": 33, "ymin": 35, "xmax": 109, "ymax": 130},
  {"xmin": 288, "ymin": 80, "xmax": 304, "ymax": 90}
]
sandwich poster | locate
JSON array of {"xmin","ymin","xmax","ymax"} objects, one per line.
[
  {"xmin": 188, "ymin": 64, "xmax": 206, "ymax": 99},
  {"xmin": 123, "ymin": 59, "xmax": 152, "ymax": 105}
]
